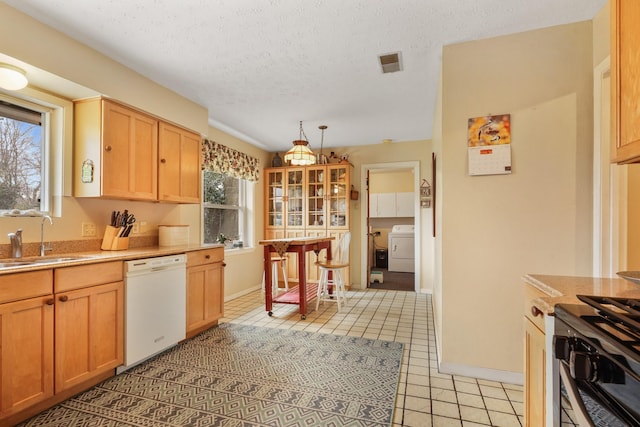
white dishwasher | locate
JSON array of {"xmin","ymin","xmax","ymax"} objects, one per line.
[{"xmin": 118, "ymin": 254, "xmax": 186, "ymax": 373}]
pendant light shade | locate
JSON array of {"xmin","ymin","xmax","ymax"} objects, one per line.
[
  {"xmin": 0, "ymin": 63, "xmax": 28, "ymax": 91},
  {"xmin": 284, "ymin": 121, "xmax": 316, "ymax": 166}
]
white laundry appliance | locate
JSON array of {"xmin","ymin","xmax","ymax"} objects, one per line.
[{"xmin": 388, "ymin": 224, "xmax": 415, "ymax": 273}]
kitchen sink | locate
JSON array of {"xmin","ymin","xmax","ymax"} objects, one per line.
[
  {"xmin": 31, "ymin": 256, "xmax": 92, "ymax": 264},
  {"xmin": 0, "ymin": 256, "xmax": 95, "ymax": 269},
  {"xmin": 0, "ymin": 261, "xmax": 34, "ymax": 268}
]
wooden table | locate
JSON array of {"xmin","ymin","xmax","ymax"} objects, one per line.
[{"xmin": 259, "ymin": 236, "xmax": 333, "ymax": 319}]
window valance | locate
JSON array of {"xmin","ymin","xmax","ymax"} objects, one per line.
[{"xmin": 202, "ymin": 139, "xmax": 260, "ymax": 181}]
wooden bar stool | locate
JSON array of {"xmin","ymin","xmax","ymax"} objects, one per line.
[
  {"xmin": 315, "ymin": 232, "xmax": 351, "ymax": 311},
  {"xmin": 262, "ymin": 255, "xmax": 289, "ymax": 295}
]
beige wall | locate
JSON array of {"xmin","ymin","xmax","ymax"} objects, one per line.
[
  {"xmin": 592, "ymin": 2, "xmax": 610, "ymax": 67},
  {"xmin": 438, "ymin": 21, "xmax": 595, "ymax": 381},
  {"xmin": 370, "ymin": 169, "xmax": 415, "ymax": 193}
]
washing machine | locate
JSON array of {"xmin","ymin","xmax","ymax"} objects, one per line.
[{"xmin": 388, "ymin": 224, "xmax": 415, "ymax": 272}]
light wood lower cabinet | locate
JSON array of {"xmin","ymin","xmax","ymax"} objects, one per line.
[
  {"xmin": 54, "ymin": 280, "xmax": 124, "ymax": 393},
  {"xmin": 0, "ymin": 294, "xmax": 54, "ymax": 418},
  {"xmin": 523, "ymin": 284, "xmax": 547, "ymax": 426},
  {"xmin": 0, "ymin": 263, "xmax": 124, "ymax": 425},
  {"xmin": 186, "ymin": 248, "xmax": 225, "ymax": 338}
]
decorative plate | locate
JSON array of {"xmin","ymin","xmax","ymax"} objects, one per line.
[{"xmin": 616, "ymin": 271, "xmax": 640, "ymax": 285}]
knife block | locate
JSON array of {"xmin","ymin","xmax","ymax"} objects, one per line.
[{"xmin": 101, "ymin": 225, "xmax": 130, "ymax": 250}]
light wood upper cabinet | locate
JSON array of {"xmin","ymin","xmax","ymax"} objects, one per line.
[
  {"xmin": 74, "ymin": 97, "xmax": 201, "ymax": 203},
  {"xmin": 158, "ymin": 122, "xmax": 201, "ymax": 203},
  {"xmin": 75, "ymin": 98, "xmax": 158, "ymax": 200},
  {"xmin": 611, "ymin": 0, "xmax": 640, "ymax": 163}
]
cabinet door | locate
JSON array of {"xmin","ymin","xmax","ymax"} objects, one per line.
[
  {"xmin": 395, "ymin": 192, "xmax": 414, "ymax": 217},
  {"xmin": 327, "ymin": 165, "xmax": 349, "ymax": 229},
  {"xmin": 55, "ymin": 281, "xmax": 124, "ymax": 393},
  {"xmin": 265, "ymin": 168, "xmax": 286, "ymax": 230},
  {"xmin": 186, "ymin": 261, "xmax": 224, "ymax": 337},
  {"xmin": 306, "ymin": 166, "xmax": 326, "ymax": 229},
  {"xmin": 369, "ymin": 193, "xmax": 380, "ymax": 217},
  {"xmin": 0, "ymin": 296, "xmax": 54, "ymax": 417},
  {"xmin": 285, "ymin": 168, "xmax": 305, "ymax": 230},
  {"xmin": 102, "ymin": 100, "xmax": 158, "ymax": 200},
  {"xmin": 376, "ymin": 193, "xmax": 396, "ymax": 217},
  {"xmin": 524, "ymin": 316, "xmax": 546, "ymax": 427},
  {"xmin": 158, "ymin": 122, "xmax": 201, "ymax": 203},
  {"xmin": 611, "ymin": 0, "xmax": 640, "ymax": 163}
]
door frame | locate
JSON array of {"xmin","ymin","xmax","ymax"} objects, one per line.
[
  {"xmin": 360, "ymin": 161, "xmax": 421, "ymax": 291},
  {"xmin": 593, "ymin": 56, "xmax": 625, "ymax": 277}
]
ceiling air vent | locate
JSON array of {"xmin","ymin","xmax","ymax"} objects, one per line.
[{"xmin": 379, "ymin": 52, "xmax": 402, "ymax": 74}]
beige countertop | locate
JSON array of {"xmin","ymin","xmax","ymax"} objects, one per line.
[
  {"xmin": 523, "ymin": 274, "xmax": 640, "ymax": 315},
  {"xmin": 0, "ymin": 243, "xmax": 224, "ymax": 274}
]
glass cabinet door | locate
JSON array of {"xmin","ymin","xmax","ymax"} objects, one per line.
[
  {"xmin": 266, "ymin": 169, "xmax": 284, "ymax": 228},
  {"xmin": 306, "ymin": 166, "xmax": 325, "ymax": 229},
  {"xmin": 286, "ymin": 168, "xmax": 304, "ymax": 229},
  {"xmin": 328, "ymin": 165, "xmax": 349, "ymax": 229}
]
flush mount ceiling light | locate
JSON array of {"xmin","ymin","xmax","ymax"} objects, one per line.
[
  {"xmin": 379, "ymin": 52, "xmax": 402, "ymax": 74},
  {"xmin": 0, "ymin": 63, "xmax": 28, "ymax": 90},
  {"xmin": 284, "ymin": 121, "xmax": 316, "ymax": 166}
]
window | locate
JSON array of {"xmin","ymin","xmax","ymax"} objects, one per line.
[
  {"xmin": 202, "ymin": 171, "xmax": 254, "ymax": 247},
  {"xmin": 0, "ymin": 98, "xmax": 48, "ymax": 212}
]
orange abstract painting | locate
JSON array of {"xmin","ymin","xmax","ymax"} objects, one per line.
[{"xmin": 467, "ymin": 114, "xmax": 511, "ymax": 147}]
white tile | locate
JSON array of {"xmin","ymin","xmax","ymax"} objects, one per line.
[{"xmin": 223, "ymin": 289, "xmax": 522, "ymax": 426}]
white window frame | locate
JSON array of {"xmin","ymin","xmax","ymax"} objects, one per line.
[
  {"xmin": 0, "ymin": 88, "xmax": 71, "ymax": 218},
  {"xmin": 202, "ymin": 173, "xmax": 254, "ymax": 250}
]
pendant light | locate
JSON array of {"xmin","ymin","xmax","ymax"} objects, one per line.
[
  {"xmin": 317, "ymin": 125, "xmax": 328, "ymax": 164},
  {"xmin": 284, "ymin": 121, "xmax": 316, "ymax": 166},
  {"xmin": 0, "ymin": 63, "xmax": 28, "ymax": 91}
]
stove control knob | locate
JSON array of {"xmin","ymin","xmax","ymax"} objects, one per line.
[
  {"xmin": 570, "ymin": 351, "xmax": 598, "ymax": 382},
  {"xmin": 553, "ymin": 336, "xmax": 573, "ymax": 362}
]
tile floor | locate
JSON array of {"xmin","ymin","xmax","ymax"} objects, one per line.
[{"xmin": 221, "ymin": 288, "xmax": 524, "ymax": 427}]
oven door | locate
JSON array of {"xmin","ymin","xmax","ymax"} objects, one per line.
[{"xmin": 554, "ymin": 333, "xmax": 640, "ymax": 426}]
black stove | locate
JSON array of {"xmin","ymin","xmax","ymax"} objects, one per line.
[{"xmin": 554, "ymin": 295, "xmax": 640, "ymax": 426}]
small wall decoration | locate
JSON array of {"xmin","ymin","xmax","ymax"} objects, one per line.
[
  {"xmin": 420, "ymin": 179, "xmax": 431, "ymax": 208},
  {"xmin": 81, "ymin": 159, "xmax": 94, "ymax": 183},
  {"xmin": 467, "ymin": 114, "xmax": 512, "ymax": 176}
]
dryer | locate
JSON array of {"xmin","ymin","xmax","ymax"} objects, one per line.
[{"xmin": 388, "ymin": 224, "xmax": 415, "ymax": 273}]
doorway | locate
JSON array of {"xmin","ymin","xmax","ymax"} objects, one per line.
[{"xmin": 360, "ymin": 162, "xmax": 421, "ymax": 292}]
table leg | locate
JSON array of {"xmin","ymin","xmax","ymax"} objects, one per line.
[
  {"xmin": 298, "ymin": 247, "xmax": 307, "ymax": 319},
  {"xmin": 264, "ymin": 246, "xmax": 273, "ymax": 315}
]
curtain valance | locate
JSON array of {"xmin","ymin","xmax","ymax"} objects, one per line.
[{"xmin": 202, "ymin": 139, "xmax": 260, "ymax": 181}]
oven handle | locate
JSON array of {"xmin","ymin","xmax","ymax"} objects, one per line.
[{"xmin": 559, "ymin": 363, "xmax": 596, "ymax": 427}]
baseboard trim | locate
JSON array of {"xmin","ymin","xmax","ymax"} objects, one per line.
[{"xmin": 438, "ymin": 361, "xmax": 523, "ymax": 386}]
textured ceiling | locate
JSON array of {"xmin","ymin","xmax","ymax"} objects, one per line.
[{"xmin": 3, "ymin": 0, "xmax": 606, "ymax": 152}]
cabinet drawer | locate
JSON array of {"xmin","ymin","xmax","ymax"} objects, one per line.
[
  {"xmin": 187, "ymin": 248, "xmax": 224, "ymax": 267},
  {"xmin": 524, "ymin": 283, "xmax": 547, "ymax": 332},
  {"xmin": 0, "ymin": 270, "xmax": 53, "ymax": 304},
  {"xmin": 54, "ymin": 261, "xmax": 123, "ymax": 293}
]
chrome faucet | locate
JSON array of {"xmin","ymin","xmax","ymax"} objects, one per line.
[
  {"xmin": 40, "ymin": 215, "xmax": 53, "ymax": 256},
  {"xmin": 8, "ymin": 229, "xmax": 22, "ymax": 258}
]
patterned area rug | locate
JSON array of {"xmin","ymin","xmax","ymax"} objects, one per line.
[{"xmin": 20, "ymin": 323, "xmax": 404, "ymax": 427}]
